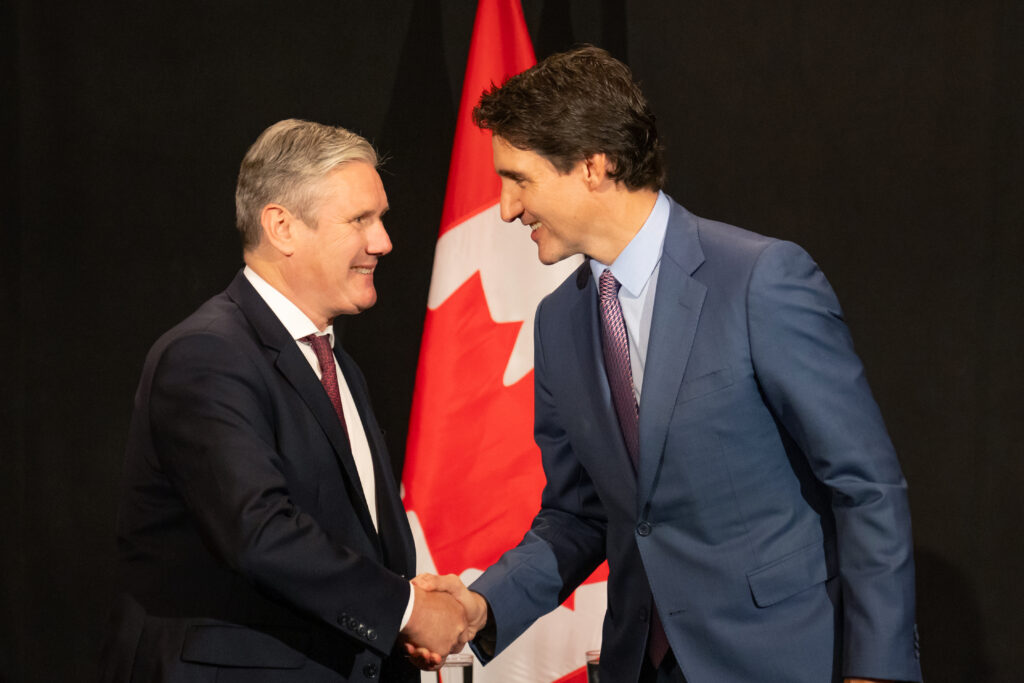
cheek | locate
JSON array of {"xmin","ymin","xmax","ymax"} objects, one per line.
[{"xmin": 332, "ymin": 241, "xmax": 360, "ymax": 269}]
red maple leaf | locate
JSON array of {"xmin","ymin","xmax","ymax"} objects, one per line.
[{"xmin": 404, "ymin": 273, "xmax": 607, "ymax": 602}]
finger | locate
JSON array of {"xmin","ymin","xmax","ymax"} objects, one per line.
[
  {"xmin": 439, "ymin": 574, "xmax": 467, "ymax": 594},
  {"xmin": 406, "ymin": 646, "xmax": 441, "ymax": 670},
  {"xmin": 402, "ymin": 642, "xmax": 440, "ymax": 666},
  {"xmin": 403, "ymin": 643, "xmax": 426, "ymax": 663},
  {"xmin": 411, "ymin": 573, "xmax": 438, "ymax": 590}
]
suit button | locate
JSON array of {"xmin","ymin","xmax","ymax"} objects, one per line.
[
  {"xmin": 367, "ymin": 628, "xmax": 377, "ymax": 641},
  {"xmin": 363, "ymin": 663, "xmax": 379, "ymax": 678},
  {"xmin": 358, "ymin": 624, "xmax": 368, "ymax": 637},
  {"xmin": 337, "ymin": 613, "xmax": 349, "ymax": 627},
  {"xmin": 637, "ymin": 522, "xmax": 652, "ymax": 536}
]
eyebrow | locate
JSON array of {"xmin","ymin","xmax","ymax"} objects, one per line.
[
  {"xmin": 352, "ymin": 205, "xmax": 389, "ymax": 221},
  {"xmin": 497, "ymin": 169, "xmax": 527, "ymax": 183}
]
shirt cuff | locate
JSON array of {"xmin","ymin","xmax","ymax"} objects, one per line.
[{"xmin": 399, "ymin": 582, "xmax": 415, "ymax": 630}]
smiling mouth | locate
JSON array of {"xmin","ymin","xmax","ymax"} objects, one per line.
[
  {"xmin": 528, "ymin": 221, "xmax": 542, "ymax": 231},
  {"xmin": 351, "ymin": 266, "xmax": 375, "ymax": 275}
]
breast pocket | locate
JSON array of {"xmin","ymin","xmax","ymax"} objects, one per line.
[{"xmin": 677, "ymin": 366, "xmax": 734, "ymax": 404}]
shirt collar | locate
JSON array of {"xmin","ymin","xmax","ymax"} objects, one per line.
[
  {"xmin": 243, "ymin": 266, "xmax": 335, "ymax": 346},
  {"xmin": 589, "ymin": 191, "xmax": 670, "ymax": 296}
]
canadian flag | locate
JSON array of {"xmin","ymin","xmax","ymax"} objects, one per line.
[{"xmin": 402, "ymin": 1, "xmax": 606, "ymax": 682}]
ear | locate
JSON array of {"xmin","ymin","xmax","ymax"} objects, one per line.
[
  {"xmin": 581, "ymin": 153, "xmax": 612, "ymax": 189},
  {"xmin": 259, "ymin": 203, "xmax": 299, "ymax": 256}
]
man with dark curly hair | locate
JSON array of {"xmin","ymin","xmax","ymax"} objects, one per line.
[{"xmin": 417, "ymin": 46, "xmax": 921, "ymax": 683}]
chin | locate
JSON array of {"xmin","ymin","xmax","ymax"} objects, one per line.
[
  {"xmin": 537, "ymin": 248, "xmax": 571, "ymax": 266},
  {"xmin": 356, "ymin": 292, "xmax": 378, "ymax": 312},
  {"xmin": 534, "ymin": 245, "xmax": 556, "ymax": 265},
  {"xmin": 334, "ymin": 293, "xmax": 377, "ymax": 317}
]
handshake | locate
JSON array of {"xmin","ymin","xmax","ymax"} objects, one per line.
[{"xmin": 398, "ymin": 573, "xmax": 489, "ymax": 670}]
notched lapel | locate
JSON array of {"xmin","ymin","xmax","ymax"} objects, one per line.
[
  {"xmin": 274, "ymin": 347, "xmax": 379, "ymax": 540},
  {"xmin": 227, "ymin": 271, "xmax": 379, "ymax": 542},
  {"xmin": 637, "ymin": 204, "xmax": 707, "ymax": 508}
]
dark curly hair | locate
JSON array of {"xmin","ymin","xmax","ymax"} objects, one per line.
[{"xmin": 472, "ymin": 45, "xmax": 665, "ymax": 191}]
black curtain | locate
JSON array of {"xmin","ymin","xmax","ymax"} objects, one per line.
[{"xmin": 4, "ymin": 1, "xmax": 1021, "ymax": 680}]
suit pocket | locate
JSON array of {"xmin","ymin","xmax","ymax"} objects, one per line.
[
  {"xmin": 678, "ymin": 366, "xmax": 733, "ymax": 403},
  {"xmin": 180, "ymin": 624, "xmax": 309, "ymax": 668},
  {"xmin": 746, "ymin": 538, "xmax": 836, "ymax": 607}
]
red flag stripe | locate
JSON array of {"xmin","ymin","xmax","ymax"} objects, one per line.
[
  {"xmin": 404, "ymin": 3, "xmax": 607, "ymax": 680},
  {"xmin": 438, "ymin": 0, "xmax": 535, "ymax": 236}
]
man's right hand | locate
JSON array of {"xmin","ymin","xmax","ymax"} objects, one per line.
[
  {"xmin": 411, "ymin": 573, "xmax": 488, "ymax": 636},
  {"xmin": 399, "ymin": 584, "xmax": 469, "ymax": 670}
]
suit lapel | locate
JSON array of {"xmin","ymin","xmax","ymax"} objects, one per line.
[
  {"xmin": 226, "ymin": 272, "xmax": 379, "ymax": 545},
  {"xmin": 336, "ymin": 348, "xmax": 415, "ymax": 573},
  {"xmin": 637, "ymin": 203, "xmax": 707, "ymax": 507}
]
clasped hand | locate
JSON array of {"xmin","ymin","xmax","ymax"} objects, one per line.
[{"xmin": 398, "ymin": 574, "xmax": 488, "ymax": 670}]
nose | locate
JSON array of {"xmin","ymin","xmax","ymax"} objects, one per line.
[
  {"xmin": 499, "ymin": 182, "xmax": 524, "ymax": 224},
  {"xmin": 368, "ymin": 220, "xmax": 392, "ymax": 256}
]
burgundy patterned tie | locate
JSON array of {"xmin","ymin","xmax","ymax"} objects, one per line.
[
  {"xmin": 301, "ymin": 334, "xmax": 348, "ymax": 435},
  {"xmin": 597, "ymin": 269, "xmax": 669, "ymax": 668}
]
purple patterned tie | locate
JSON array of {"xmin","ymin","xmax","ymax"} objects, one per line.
[
  {"xmin": 597, "ymin": 270, "xmax": 669, "ymax": 667},
  {"xmin": 598, "ymin": 270, "xmax": 639, "ymax": 467},
  {"xmin": 301, "ymin": 334, "xmax": 348, "ymax": 436}
]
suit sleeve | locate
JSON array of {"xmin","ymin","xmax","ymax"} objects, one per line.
[
  {"xmin": 147, "ymin": 331, "xmax": 410, "ymax": 654},
  {"xmin": 747, "ymin": 240, "xmax": 921, "ymax": 681},
  {"xmin": 470, "ymin": 298, "xmax": 607, "ymax": 661}
]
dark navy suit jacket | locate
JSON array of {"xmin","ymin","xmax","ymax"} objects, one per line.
[
  {"xmin": 100, "ymin": 272, "xmax": 418, "ymax": 682},
  {"xmin": 472, "ymin": 199, "xmax": 922, "ymax": 682}
]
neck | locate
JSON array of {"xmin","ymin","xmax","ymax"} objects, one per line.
[
  {"xmin": 585, "ymin": 188, "xmax": 659, "ymax": 265},
  {"xmin": 244, "ymin": 251, "xmax": 331, "ymax": 331}
]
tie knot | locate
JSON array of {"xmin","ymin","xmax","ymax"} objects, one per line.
[
  {"xmin": 599, "ymin": 269, "xmax": 621, "ymax": 300},
  {"xmin": 300, "ymin": 333, "xmax": 333, "ymax": 355}
]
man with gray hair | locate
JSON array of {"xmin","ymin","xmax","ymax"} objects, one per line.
[{"xmin": 100, "ymin": 119, "xmax": 468, "ymax": 681}]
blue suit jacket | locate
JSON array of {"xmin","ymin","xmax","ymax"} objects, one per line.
[
  {"xmin": 100, "ymin": 272, "xmax": 418, "ymax": 682},
  {"xmin": 472, "ymin": 199, "xmax": 922, "ymax": 682}
]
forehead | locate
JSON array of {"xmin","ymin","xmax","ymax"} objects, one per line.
[
  {"xmin": 491, "ymin": 136, "xmax": 558, "ymax": 178},
  {"xmin": 315, "ymin": 162, "xmax": 387, "ymax": 210},
  {"xmin": 323, "ymin": 160, "xmax": 384, "ymax": 192}
]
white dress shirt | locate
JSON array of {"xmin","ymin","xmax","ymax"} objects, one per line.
[{"xmin": 243, "ymin": 266, "xmax": 415, "ymax": 628}]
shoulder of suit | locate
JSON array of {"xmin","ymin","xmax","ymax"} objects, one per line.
[
  {"xmin": 145, "ymin": 288, "xmax": 256, "ymax": 362},
  {"xmin": 173, "ymin": 289, "xmax": 247, "ymax": 336},
  {"xmin": 536, "ymin": 259, "xmax": 591, "ymax": 313},
  {"xmin": 682, "ymin": 212, "xmax": 782, "ymax": 268}
]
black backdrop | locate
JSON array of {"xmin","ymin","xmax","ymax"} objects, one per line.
[{"xmin": 3, "ymin": 1, "xmax": 1022, "ymax": 681}]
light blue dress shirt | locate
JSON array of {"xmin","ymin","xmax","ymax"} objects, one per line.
[{"xmin": 589, "ymin": 191, "xmax": 670, "ymax": 400}]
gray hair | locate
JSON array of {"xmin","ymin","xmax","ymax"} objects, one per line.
[{"xmin": 235, "ymin": 119, "xmax": 378, "ymax": 249}]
